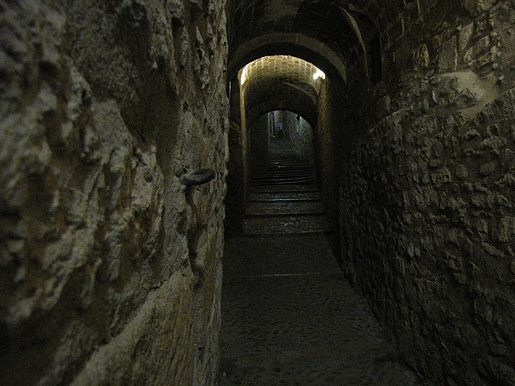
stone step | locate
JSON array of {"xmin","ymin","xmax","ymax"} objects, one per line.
[
  {"xmin": 266, "ymin": 163, "xmax": 312, "ymax": 169},
  {"xmin": 252, "ymin": 169, "xmax": 313, "ymax": 176},
  {"xmin": 251, "ymin": 172, "xmax": 313, "ymax": 180},
  {"xmin": 245, "ymin": 153, "xmax": 326, "ymax": 235},
  {"xmin": 249, "ymin": 184, "xmax": 319, "ymax": 194},
  {"xmin": 250, "ymin": 178, "xmax": 314, "ymax": 186},
  {"xmin": 252, "ymin": 156, "xmax": 314, "ymax": 184},
  {"xmin": 243, "ymin": 214, "xmax": 330, "ymax": 235},
  {"xmin": 251, "ymin": 175, "xmax": 314, "ymax": 183},
  {"xmin": 261, "ymin": 168, "xmax": 312, "ymax": 174},
  {"xmin": 245, "ymin": 200, "xmax": 326, "ymax": 216},
  {"xmin": 248, "ymin": 191, "xmax": 321, "ymax": 202}
]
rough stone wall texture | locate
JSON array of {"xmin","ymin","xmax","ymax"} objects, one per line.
[
  {"xmin": 0, "ymin": 0, "xmax": 228, "ymax": 385},
  {"xmin": 341, "ymin": 1, "xmax": 515, "ymax": 385}
]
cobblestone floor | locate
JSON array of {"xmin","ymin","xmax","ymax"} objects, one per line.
[{"xmin": 219, "ymin": 234, "xmax": 435, "ymax": 386}]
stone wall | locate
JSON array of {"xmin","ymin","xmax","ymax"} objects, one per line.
[
  {"xmin": 0, "ymin": 1, "xmax": 228, "ymax": 385},
  {"xmin": 282, "ymin": 111, "xmax": 314, "ymax": 162},
  {"xmin": 249, "ymin": 114, "xmax": 269, "ymax": 174},
  {"xmin": 340, "ymin": 1, "xmax": 515, "ymax": 385},
  {"xmin": 225, "ymin": 78, "xmax": 248, "ymax": 236},
  {"xmin": 315, "ymin": 79, "xmax": 346, "ymax": 260}
]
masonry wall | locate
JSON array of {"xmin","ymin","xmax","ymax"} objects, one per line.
[
  {"xmin": 316, "ymin": 79, "xmax": 346, "ymax": 259},
  {"xmin": 0, "ymin": 1, "xmax": 228, "ymax": 385},
  {"xmin": 340, "ymin": 1, "xmax": 515, "ymax": 385},
  {"xmin": 283, "ymin": 111, "xmax": 314, "ymax": 163},
  {"xmin": 225, "ymin": 78, "xmax": 248, "ymax": 235},
  {"xmin": 249, "ymin": 114, "xmax": 269, "ymax": 174}
]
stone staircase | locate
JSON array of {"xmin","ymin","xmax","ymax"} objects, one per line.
[
  {"xmin": 244, "ymin": 149, "xmax": 330, "ymax": 235},
  {"xmin": 221, "ymin": 141, "xmax": 433, "ymax": 386},
  {"xmin": 221, "ymin": 145, "xmax": 432, "ymax": 386}
]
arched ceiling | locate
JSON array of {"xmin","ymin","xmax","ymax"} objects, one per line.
[
  {"xmin": 228, "ymin": 33, "xmax": 348, "ymax": 84},
  {"xmin": 227, "ymin": 0, "xmax": 386, "ymax": 80},
  {"xmin": 227, "ymin": 0, "xmax": 407, "ymax": 129},
  {"xmin": 241, "ymin": 55, "xmax": 324, "ymax": 126}
]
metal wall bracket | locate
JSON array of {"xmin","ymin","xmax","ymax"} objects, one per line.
[{"xmin": 180, "ymin": 168, "xmax": 216, "ymax": 191}]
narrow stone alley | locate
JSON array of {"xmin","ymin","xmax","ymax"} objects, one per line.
[
  {"xmin": 219, "ymin": 141, "xmax": 432, "ymax": 386},
  {"xmin": 4, "ymin": 2, "xmax": 515, "ymax": 385}
]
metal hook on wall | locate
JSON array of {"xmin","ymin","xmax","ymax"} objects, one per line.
[{"xmin": 180, "ymin": 168, "xmax": 216, "ymax": 191}]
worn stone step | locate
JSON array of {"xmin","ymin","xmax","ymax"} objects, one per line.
[
  {"xmin": 266, "ymin": 164, "xmax": 312, "ymax": 170},
  {"xmin": 253, "ymin": 165, "xmax": 313, "ymax": 172},
  {"xmin": 266, "ymin": 163, "xmax": 311, "ymax": 168},
  {"xmin": 249, "ymin": 187, "xmax": 318, "ymax": 194},
  {"xmin": 251, "ymin": 173, "xmax": 314, "ymax": 181},
  {"xmin": 249, "ymin": 184, "xmax": 319, "ymax": 194},
  {"xmin": 245, "ymin": 200, "xmax": 326, "ymax": 216},
  {"xmin": 252, "ymin": 176, "xmax": 313, "ymax": 183},
  {"xmin": 268, "ymin": 154, "xmax": 310, "ymax": 160},
  {"xmin": 251, "ymin": 154, "xmax": 316, "ymax": 188},
  {"xmin": 252, "ymin": 170, "xmax": 313, "ymax": 177},
  {"xmin": 251, "ymin": 175, "xmax": 313, "ymax": 183},
  {"xmin": 243, "ymin": 214, "xmax": 330, "ymax": 235},
  {"xmin": 251, "ymin": 173, "xmax": 313, "ymax": 179},
  {"xmin": 248, "ymin": 191, "xmax": 321, "ymax": 202},
  {"xmin": 250, "ymin": 178, "xmax": 314, "ymax": 186}
]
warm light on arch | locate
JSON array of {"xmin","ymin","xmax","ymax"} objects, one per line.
[{"xmin": 239, "ymin": 55, "xmax": 326, "ymax": 89}]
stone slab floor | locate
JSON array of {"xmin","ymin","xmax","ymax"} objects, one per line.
[{"xmin": 219, "ymin": 234, "xmax": 435, "ymax": 386}]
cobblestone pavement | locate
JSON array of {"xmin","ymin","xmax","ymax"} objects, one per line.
[{"xmin": 219, "ymin": 234, "xmax": 435, "ymax": 386}]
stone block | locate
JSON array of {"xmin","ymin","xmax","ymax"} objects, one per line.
[
  {"xmin": 498, "ymin": 216, "xmax": 515, "ymax": 242},
  {"xmin": 1, "ymin": 1, "xmax": 228, "ymax": 385},
  {"xmin": 71, "ymin": 272, "xmax": 195, "ymax": 386},
  {"xmin": 413, "ymin": 44, "xmax": 430, "ymax": 71},
  {"xmin": 167, "ymin": 0, "xmax": 185, "ymax": 24},
  {"xmin": 455, "ymin": 164, "xmax": 469, "ymax": 179},
  {"xmin": 438, "ymin": 36, "xmax": 458, "ymax": 72},
  {"xmin": 461, "ymin": 0, "xmax": 500, "ymax": 16},
  {"xmin": 459, "ymin": 23, "xmax": 474, "ymax": 51}
]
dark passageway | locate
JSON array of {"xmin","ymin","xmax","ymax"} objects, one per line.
[
  {"xmin": 224, "ymin": 1, "xmax": 515, "ymax": 386},
  {"xmin": 220, "ymin": 130, "xmax": 433, "ymax": 385},
  {"xmin": 2, "ymin": 1, "xmax": 515, "ymax": 385}
]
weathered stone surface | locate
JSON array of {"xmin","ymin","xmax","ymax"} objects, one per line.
[
  {"xmin": 1, "ymin": 0, "xmax": 228, "ymax": 385},
  {"xmin": 413, "ymin": 44, "xmax": 430, "ymax": 72},
  {"xmin": 339, "ymin": 2, "xmax": 515, "ymax": 385},
  {"xmin": 459, "ymin": 23, "xmax": 474, "ymax": 51},
  {"xmin": 438, "ymin": 36, "xmax": 458, "ymax": 72},
  {"xmin": 462, "ymin": 0, "xmax": 500, "ymax": 16},
  {"xmin": 167, "ymin": 0, "xmax": 185, "ymax": 24},
  {"xmin": 342, "ymin": 82, "xmax": 515, "ymax": 385},
  {"xmin": 70, "ymin": 272, "xmax": 195, "ymax": 386}
]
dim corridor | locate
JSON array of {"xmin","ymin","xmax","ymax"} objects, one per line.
[{"xmin": 219, "ymin": 142, "xmax": 433, "ymax": 386}]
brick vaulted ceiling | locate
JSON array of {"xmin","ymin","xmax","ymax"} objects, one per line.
[{"xmin": 241, "ymin": 55, "xmax": 326, "ymax": 126}]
